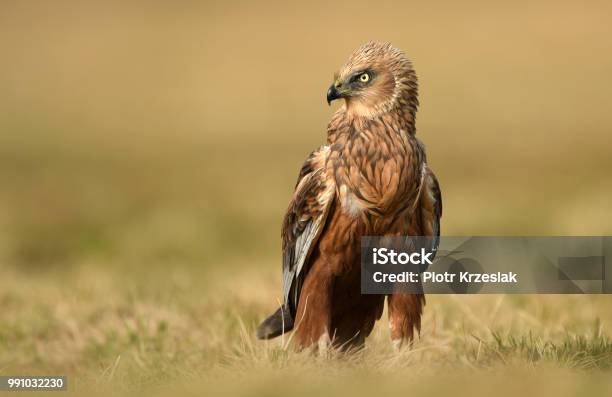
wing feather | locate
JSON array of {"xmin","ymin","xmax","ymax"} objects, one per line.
[
  {"xmin": 281, "ymin": 146, "xmax": 335, "ymax": 317},
  {"xmin": 418, "ymin": 164, "xmax": 442, "ymax": 256}
]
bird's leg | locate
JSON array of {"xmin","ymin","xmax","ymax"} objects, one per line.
[
  {"xmin": 387, "ymin": 293, "xmax": 425, "ymax": 350},
  {"xmin": 317, "ymin": 330, "xmax": 332, "ymax": 357},
  {"xmin": 292, "ymin": 263, "xmax": 334, "ymax": 351}
]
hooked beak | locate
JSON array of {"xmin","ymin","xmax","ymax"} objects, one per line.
[{"xmin": 326, "ymin": 84, "xmax": 342, "ymax": 105}]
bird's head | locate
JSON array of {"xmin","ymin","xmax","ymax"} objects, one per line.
[{"xmin": 327, "ymin": 41, "xmax": 418, "ymax": 120}]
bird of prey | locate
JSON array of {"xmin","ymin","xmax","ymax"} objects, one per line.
[{"xmin": 256, "ymin": 42, "xmax": 442, "ymax": 350}]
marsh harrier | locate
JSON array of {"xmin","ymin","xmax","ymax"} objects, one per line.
[{"xmin": 256, "ymin": 42, "xmax": 442, "ymax": 350}]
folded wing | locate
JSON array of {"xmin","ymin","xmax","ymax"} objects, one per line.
[
  {"xmin": 416, "ymin": 164, "xmax": 442, "ymax": 260},
  {"xmin": 282, "ymin": 146, "xmax": 335, "ymax": 315},
  {"xmin": 256, "ymin": 146, "xmax": 335, "ymax": 339}
]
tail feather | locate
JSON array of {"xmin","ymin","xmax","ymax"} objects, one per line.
[{"xmin": 256, "ymin": 306, "xmax": 294, "ymax": 340}]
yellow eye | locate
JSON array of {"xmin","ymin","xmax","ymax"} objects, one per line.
[{"xmin": 359, "ymin": 73, "xmax": 370, "ymax": 82}]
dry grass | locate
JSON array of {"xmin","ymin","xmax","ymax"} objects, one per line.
[
  {"xmin": 1, "ymin": 1, "xmax": 612, "ymax": 395},
  {"xmin": 2, "ymin": 265, "xmax": 612, "ymax": 396}
]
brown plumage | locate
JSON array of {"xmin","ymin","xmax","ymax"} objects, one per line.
[{"xmin": 256, "ymin": 42, "xmax": 442, "ymax": 350}]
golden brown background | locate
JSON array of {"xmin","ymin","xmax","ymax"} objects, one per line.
[{"xmin": 1, "ymin": 1, "xmax": 612, "ymax": 395}]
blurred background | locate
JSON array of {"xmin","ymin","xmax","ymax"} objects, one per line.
[{"xmin": 1, "ymin": 0, "xmax": 612, "ymax": 393}]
